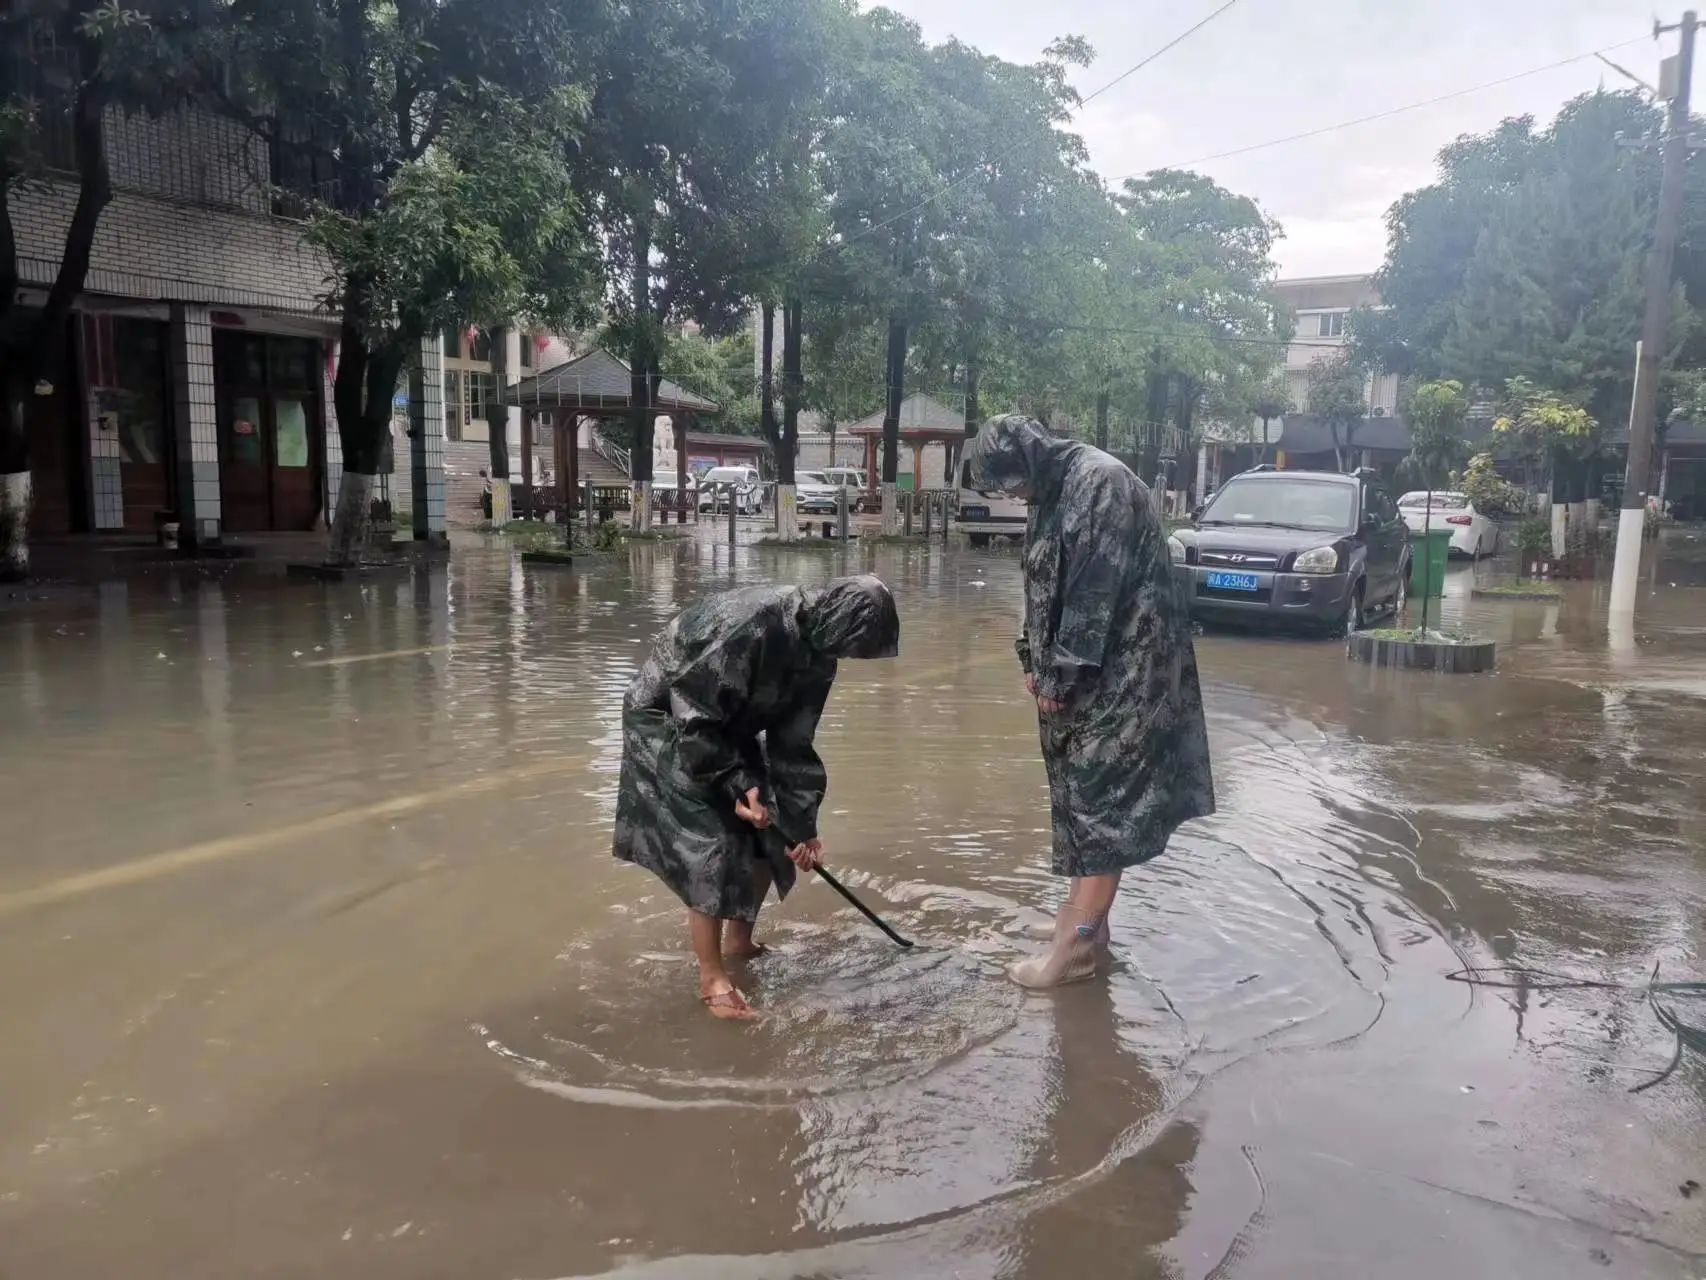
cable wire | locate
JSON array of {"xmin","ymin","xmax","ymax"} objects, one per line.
[
  {"xmin": 1446, "ymin": 963, "xmax": 1706, "ymax": 1093},
  {"xmin": 1115, "ymin": 34, "xmax": 1651, "ymax": 180},
  {"xmin": 828, "ymin": 0, "xmax": 1245, "ymax": 259}
]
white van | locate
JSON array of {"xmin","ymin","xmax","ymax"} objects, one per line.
[
  {"xmin": 698, "ymin": 465, "xmax": 764, "ymax": 515},
  {"xmin": 956, "ymin": 459, "xmax": 1027, "ymax": 546}
]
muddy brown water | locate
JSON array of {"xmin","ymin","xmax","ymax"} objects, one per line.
[{"xmin": 2, "ymin": 530, "xmax": 1704, "ymax": 1279}]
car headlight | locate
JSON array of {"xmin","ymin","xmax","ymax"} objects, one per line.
[
  {"xmin": 1293, "ymin": 544, "xmax": 1340, "ymax": 574},
  {"xmin": 1167, "ymin": 534, "xmax": 1186, "ymax": 563}
]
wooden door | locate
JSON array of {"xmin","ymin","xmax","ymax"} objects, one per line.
[
  {"xmin": 214, "ymin": 331, "xmax": 324, "ymax": 531},
  {"xmin": 219, "ymin": 389, "xmax": 271, "ymax": 531},
  {"xmin": 268, "ymin": 393, "xmax": 318, "ymax": 528},
  {"xmin": 112, "ymin": 318, "xmax": 174, "ymax": 532}
]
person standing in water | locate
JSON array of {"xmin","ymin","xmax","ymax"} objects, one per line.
[
  {"xmin": 964, "ymin": 415, "xmax": 1214, "ymax": 988},
  {"xmin": 613, "ymin": 575, "xmax": 901, "ymax": 1020}
]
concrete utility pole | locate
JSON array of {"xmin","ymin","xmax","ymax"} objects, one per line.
[{"xmin": 1611, "ymin": 11, "xmax": 1696, "ymax": 615}]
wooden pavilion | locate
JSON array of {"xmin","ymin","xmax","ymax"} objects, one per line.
[
  {"xmin": 502, "ymin": 346, "xmax": 719, "ymax": 519},
  {"xmin": 845, "ymin": 393, "xmax": 971, "ymax": 492}
]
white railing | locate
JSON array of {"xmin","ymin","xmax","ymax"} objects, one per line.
[{"xmin": 593, "ymin": 429, "xmax": 631, "ymax": 478}]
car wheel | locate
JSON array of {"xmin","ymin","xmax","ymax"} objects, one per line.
[
  {"xmin": 1339, "ymin": 582, "xmax": 1366, "ymax": 639},
  {"xmin": 968, "ymin": 532, "xmax": 991, "ymax": 548}
]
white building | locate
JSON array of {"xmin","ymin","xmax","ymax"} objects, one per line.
[
  {"xmin": 11, "ymin": 103, "xmax": 447, "ymax": 545},
  {"xmin": 1274, "ymin": 274, "xmax": 1399, "ymax": 419}
]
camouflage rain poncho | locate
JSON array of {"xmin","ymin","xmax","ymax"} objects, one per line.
[
  {"xmin": 613, "ymin": 576, "xmax": 900, "ymax": 920},
  {"xmin": 966, "ymin": 415, "xmax": 1215, "ymax": 876}
]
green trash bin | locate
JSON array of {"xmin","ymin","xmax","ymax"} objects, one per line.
[{"xmin": 1408, "ymin": 528, "xmax": 1451, "ymax": 598}]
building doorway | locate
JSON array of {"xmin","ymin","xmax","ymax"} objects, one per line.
[{"xmin": 214, "ymin": 330, "xmax": 324, "ymax": 531}]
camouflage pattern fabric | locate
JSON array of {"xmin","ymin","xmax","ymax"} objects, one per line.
[
  {"xmin": 613, "ymin": 576, "xmax": 900, "ymax": 921},
  {"xmin": 966, "ymin": 415, "xmax": 1215, "ymax": 876}
]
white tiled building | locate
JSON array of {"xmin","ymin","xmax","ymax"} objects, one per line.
[
  {"xmin": 11, "ymin": 105, "xmax": 447, "ymax": 544},
  {"xmin": 1274, "ymin": 273, "xmax": 1400, "ymax": 419}
]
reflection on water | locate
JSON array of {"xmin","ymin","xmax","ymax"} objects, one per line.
[{"xmin": 0, "ymin": 530, "xmax": 1703, "ymax": 1278}]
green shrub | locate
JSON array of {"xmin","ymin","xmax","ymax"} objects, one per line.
[{"xmin": 1460, "ymin": 452, "xmax": 1528, "ymax": 519}]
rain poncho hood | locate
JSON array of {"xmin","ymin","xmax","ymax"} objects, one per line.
[
  {"xmin": 969, "ymin": 413, "xmax": 1214, "ymax": 875},
  {"xmin": 612, "ymin": 579, "xmax": 899, "ymax": 920},
  {"xmin": 963, "ymin": 412, "xmax": 1084, "ymax": 500},
  {"xmin": 805, "ymin": 575, "xmax": 900, "ymax": 659}
]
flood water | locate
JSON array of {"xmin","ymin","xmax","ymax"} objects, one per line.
[{"xmin": 2, "ymin": 530, "xmax": 1704, "ymax": 1279}]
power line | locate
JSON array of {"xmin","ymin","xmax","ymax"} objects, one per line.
[
  {"xmin": 1111, "ymin": 34, "xmax": 1651, "ymax": 181},
  {"xmin": 825, "ymin": 0, "xmax": 1244, "ymax": 260},
  {"xmin": 1077, "ymin": 0, "xmax": 1244, "ymax": 109}
]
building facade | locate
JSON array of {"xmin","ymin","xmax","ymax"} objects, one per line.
[
  {"xmin": 10, "ymin": 104, "xmax": 447, "ymax": 545},
  {"xmin": 1273, "ymin": 274, "xmax": 1399, "ymax": 420}
]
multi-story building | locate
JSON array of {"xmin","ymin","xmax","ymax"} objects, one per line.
[
  {"xmin": 11, "ymin": 101, "xmax": 447, "ymax": 546},
  {"xmin": 1274, "ymin": 273, "xmax": 1400, "ymax": 420}
]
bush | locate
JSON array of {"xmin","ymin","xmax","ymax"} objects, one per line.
[
  {"xmin": 1515, "ymin": 517, "xmax": 1552, "ymax": 577},
  {"xmin": 591, "ymin": 519, "xmax": 623, "ymax": 552},
  {"xmin": 1461, "ymin": 453, "xmax": 1527, "ymax": 519}
]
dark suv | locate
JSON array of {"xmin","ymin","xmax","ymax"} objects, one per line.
[{"xmin": 1170, "ymin": 467, "xmax": 1409, "ymax": 635}]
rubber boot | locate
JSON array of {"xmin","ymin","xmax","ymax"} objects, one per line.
[{"xmin": 1007, "ymin": 903, "xmax": 1107, "ymax": 988}]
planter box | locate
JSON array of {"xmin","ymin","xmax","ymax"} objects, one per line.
[
  {"xmin": 520, "ymin": 550, "xmax": 575, "ymax": 568},
  {"xmin": 1347, "ymin": 631, "xmax": 1495, "ymax": 673}
]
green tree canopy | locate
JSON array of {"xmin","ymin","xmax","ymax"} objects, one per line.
[
  {"xmin": 1306, "ymin": 352, "xmax": 1367, "ymax": 472},
  {"xmin": 1358, "ymin": 91, "xmax": 1703, "ymax": 422}
]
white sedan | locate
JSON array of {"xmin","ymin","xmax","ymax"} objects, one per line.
[{"xmin": 1397, "ymin": 491, "xmax": 1497, "ymax": 558}]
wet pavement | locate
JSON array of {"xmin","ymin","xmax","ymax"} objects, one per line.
[{"xmin": 2, "ymin": 528, "xmax": 1704, "ymax": 1279}]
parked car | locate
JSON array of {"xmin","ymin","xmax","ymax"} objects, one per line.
[
  {"xmin": 697, "ymin": 465, "xmax": 764, "ymax": 515},
  {"xmin": 1171, "ymin": 466, "xmax": 1410, "ymax": 636},
  {"xmin": 794, "ymin": 470, "xmax": 842, "ymax": 515},
  {"xmin": 820, "ymin": 466, "xmax": 867, "ymax": 491},
  {"xmin": 1397, "ymin": 490, "xmax": 1496, "ymax": 558},
  {"xmin": 956, "ymin": 458, "xmax": 1028, "ymax": 546}
]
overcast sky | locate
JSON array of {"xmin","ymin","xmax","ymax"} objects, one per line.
[{"xmin": 877, "ymin": 0, "xmax": 1661, "ymax": 279}]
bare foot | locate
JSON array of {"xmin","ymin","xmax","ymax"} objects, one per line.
[
  {"xmin": 723, "ymin": 940, "xmax": 769, "ymax": 960},
  {"xmin": 700, "ymin": 979, "xmax": 758, "ymax": 1021}
]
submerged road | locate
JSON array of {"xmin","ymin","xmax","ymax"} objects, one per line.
[{"xmin": 2, "ymin": 530, "xmax": 1703, "ymax": 1278}]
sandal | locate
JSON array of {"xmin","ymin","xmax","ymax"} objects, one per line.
[{"xmin": 700, "ymin": 986, "xmax": 759, "ymax": 1021}]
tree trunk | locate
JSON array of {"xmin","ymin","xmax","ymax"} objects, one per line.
[
  {"xmin": 1330, "ymin": 423, "xmax": 1346, "ymax": 473},
  {"xmin": 759, "ymin": 304, "xmax": 778, "ymax": 450},
  {"xmin": 880, "ymin": 315, "xmax": 906, "ymax": 535},
  {"xmin": 964, "ymin": 359, "xmax": 980, "ymax": 437},
  {"xmin": 487, "ymin": 327, "xmax": 511, "ymax": 526},
  {"xmin": 628, "ymin": 221, "xmax": 653, "ymax": 532},
  {"xmin": 1140, "ymin": 354, "xmax": 1168, "ymax": 479},
  {"xmin": 777, "ymin": 295, "xmax": 802, "ymax": 540},
  {"xmin": 675, "ymin": 414, "xmax": 688, "ymax": 525},
  {"xmin": 0, "ymin": 9, "xmax": 112, "ymax": 578},
  {"xmin": 328, "ymin": 308, "xmax": 405, "ymax": 566},
  {"xmin": 1094, "ymin": 387, "xmax": 1110, "ymax": 452}
]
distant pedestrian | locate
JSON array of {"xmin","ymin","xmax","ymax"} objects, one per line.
[
  {"xmin": 479, "ymin": 468, "xmax": 493, "ymax": 521},
  {"xmin": 613, "ymin": 576, "xmax": 901, "ymax": 1020},
  {"xmin": 965, "ymin": 415, "xmax": 1214, "ymax": 988}
]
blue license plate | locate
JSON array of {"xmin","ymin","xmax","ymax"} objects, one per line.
[{"xmin": 1205, "ymin": 570, "xmax": 1259, "ymax": 592}]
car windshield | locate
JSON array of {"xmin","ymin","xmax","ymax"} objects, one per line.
[
  {"xmin": 1398, "ymin": 491, "xmax": 1466, "ymax": 509},
  {"xmin": 1201, "ymin": 478, "xmax": 1356, "ymax": 532},
  {"xmin": 798, "ymin": 471, "xmax": 828, "ymax": 484}
]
